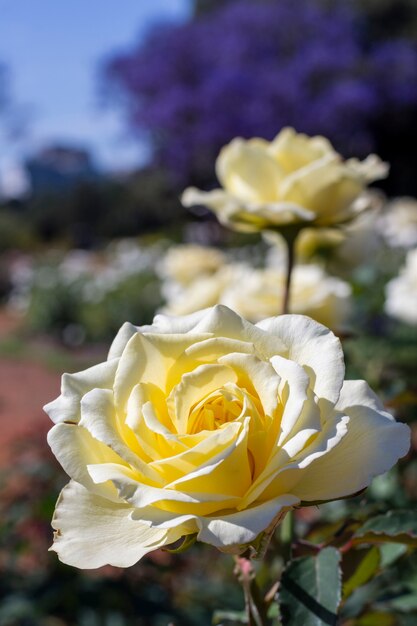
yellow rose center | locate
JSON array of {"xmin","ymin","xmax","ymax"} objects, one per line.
[{"xmin": 188, "ymin": 388, "xmax": 243, "ymax": 434}]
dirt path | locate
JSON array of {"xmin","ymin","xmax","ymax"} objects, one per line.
[
  {"xmin": 0, "ymin": 358, "xmax": 60, "ymax": 465},
  {"xmin": 0, "ymin": 310, "xmax": 61, "ymax": 466}
]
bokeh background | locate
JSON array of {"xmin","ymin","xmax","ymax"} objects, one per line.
[{"xmin": 1, "ymin": 1, "xmax": 417, "ymax": 625}]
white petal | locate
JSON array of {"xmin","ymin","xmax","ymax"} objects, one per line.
[
  {"xmin": 47, "ymin": 423, "xmax": 125, "ymax": 501},
  {"xmin": 239, "ymin": 412, "xmax": 348, "ymax": 509},
  {"xmin": 44, "ymin": 359, "xmax": 119, "ymax": 424},
  {"xmin": 270, "ymin": 355, "xmax": 310, "ymax": 444},
  {"xmin": 79, "ymin": 388, "xmax": 161, "ymax": 484},
  {"xmin": 88, "ymin": 462, "xmax": 241, "ymax": 512},
  {"xmin": 182, "ymin": 186, "xmax": 238, "ymax": 214},
  {"xmin": 108, "ymin": 322, "xmax": 138, "ymax": 360},
  {"xmin": 167, "ymin": 363, "xmax": 237, "ymax": 433},
  {"xmin": 195, "ymin": 496, "xmax": 299, "ymax": 548},
  {"xmin": 219, "ymin": 353, "xmax": 280, "ymax": 417},
  {"xmin": 50, "ymin": 481, "xmax": 171, "ymax": 568},
  {"xmin": 256, "ymin": 314, "xmax": 344, "ymax": 407},
  {"xmin": 192, "ymin": 305, "xmax": 286, "ymax": 356},
  {"xmin": 140, "ymin": 307, "xmax": 211, "ymax": 335},
  {"xmin": 254, "ymin": 202, "xmax": 315, "ymax": 225},
  {"xmin": 215, "ymin": 137, "xmax": 283, "ymax": 203},
  {"xmin": 292, "ymin": 380, "xmax": 410, "ymax": 501}
]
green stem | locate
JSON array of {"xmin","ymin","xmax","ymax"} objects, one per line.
[
  {"xmin": 282, "ymin": 233, "xmax": 296, "ymax": 315},
  {"xmin": 280, "ymin": 510, "xmax": 294, "ymax": 563}
]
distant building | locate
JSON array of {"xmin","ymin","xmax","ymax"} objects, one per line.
[{"xmin": 25, "ymin": 144, "xmax": 98, "ymax": 195}]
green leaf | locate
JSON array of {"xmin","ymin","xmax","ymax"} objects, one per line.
[
  {"xmin": 389, "ymin": 594, "xmax": 417, "ymax": 612},
  {"xmin": 379, "ymin": 543, "xmax": 408, "ymax": 568},
  {"xmin": 278, "ymin": 547, "xmax": 341, "ymax": 626},
  {"xmin": 343, "ymin": 547, "xmax": 380, "ymax": 599},
  {"xmin": 355, "ymin": 611, "xmax": 397, "ymax": 626},
  {"xmin": 212, "ymin": 610, "xmax": 247, "ymax": 625},
  {"xmin": 353, "ymin": 511, "xmax": 417, "ymax": 548}
]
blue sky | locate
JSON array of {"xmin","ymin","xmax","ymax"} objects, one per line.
[{"xmin": 0, "ymin": 0, "xmax": 191, "ymax": 190}]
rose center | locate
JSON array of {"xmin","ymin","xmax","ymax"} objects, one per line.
[{"xmin": 188, "ymin": 388, "xmax": 243, "ymax": 434}]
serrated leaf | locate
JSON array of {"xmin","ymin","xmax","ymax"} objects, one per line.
[
  {"xmin": 278, "ymin": 547, "xmax": 341, "ymax": 626},
  {"xmin": 343, "ymin": 547, "xmax": 380, "ymax": 599},
  {"xmin": 353, "ymin": 511, "xmax": 417, "ymax": 548}
]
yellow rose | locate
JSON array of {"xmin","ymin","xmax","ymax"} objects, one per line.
[
  {"xmin": 182, "ymin": 128, "xmax": 388, "ymax": 232},
  {"xmin": 45, "ymin": 306, "xmax": 409, "ymax": 568},
  {"xmin": 159, "ymin": 244, "xmax": 226, "ymax": 286},
  {"xmin": 161, "ymin": 263, "xmax": 351, "ymax": 331},
  {"xmin": 221, "ymin": 265, "xmax": 351, "ymax": 330},
  {"xmin": 161, "ymin": 265, "xmax": 238, "ymax": 316}
]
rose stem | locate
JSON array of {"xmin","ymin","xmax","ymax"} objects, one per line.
[
  {"xmin": 280, "ymin": 510, "xmax": 294, "ymax": 563},
  {"xmin": 234, "ymin": 556, "xmax": 268, "ymax": 626},
  {"xmin": 282, "ymin": 232, "xmax": 296, "ymax": 315}
]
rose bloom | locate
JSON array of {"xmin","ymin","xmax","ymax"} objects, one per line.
[
  {"xmin": 182, "ymin": 127, "xmax": 388, "ymax": 232},
  {"xmin": 45, "ymin": 306, "xmax": 409, "ymax": 568},
  {"xmin": 158, "ymin": 244, "xmax": 226, "ymax": 286},
  {"xmin": 378, "ymin": 197, "xmax": 417, "ymax": 249},
  {"xmin": 385, "ymin": 248, "xmax": 417, "ymax": 325},
  {"xmin": 222, "ymin": 265, "xmax": 351, "ymax": 329},
  {"xmin": 161, "ymin": 265, "xmax": 236, "ymax": 317},
  {"xmin": 161, "ymin": 263, "xmax": 351, "ymax": 331}
]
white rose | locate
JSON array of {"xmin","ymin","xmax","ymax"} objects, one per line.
[
  {"xmin": 45, "ymin": 306, "xmax": 409, "ymax": 568},
  {"xmin": 158, "ymin": 244, "xmax": 226, "ymax": 286},
  {"xmin": 222, "ymin": 265, "xmax": 352, "ymax": 330},
  {"xmin": 385, "ymin": 248, "xmax": 417, "ymax": 325},
  {"xmin": 162, "ymin": 263, "xmax": 351, "ymax": 331},
  {"xmin": 379, "ymin": 197, "xmax": 417, "ymax": 249},
  {"xmin": 182, "ymin": 128, "xmax": 387, "ymax": 232}
]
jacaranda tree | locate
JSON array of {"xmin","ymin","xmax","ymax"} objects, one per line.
[{"xmin": 103, "ymin": 0, "xmax": 417, "ymax": 188}]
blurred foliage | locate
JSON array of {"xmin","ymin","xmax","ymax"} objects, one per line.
[
  {"xmin": 0, "ymin": 168, "xmax": 186, "ymax": 249},
  {"xmin": 0, "ymin": 209, "xmax": 37, "ymax": 253},
  {"xmin": 15, "ymin": 244, "xmax": 164, "ymax": 345}
]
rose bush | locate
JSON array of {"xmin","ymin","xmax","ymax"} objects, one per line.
[
  {"xmin": 182, "ymin": 128, "xmax": 388, "ymax": 232},
  {"xmin": 45, "ymin": 305, "xmax": 409, "ymax": 569}
]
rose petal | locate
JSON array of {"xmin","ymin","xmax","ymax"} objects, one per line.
[
  {"xmin": 50, "ymin": 480, "xmax": 173, "ymax": 568},
  {"xmin": 291, "ymin": 380, "xmax": 410, "ymax": 501},
  {"xmin": 44, "ymin": 359, "xmax": 119, "ymax": 424},
  {"xmin": 257, "ymin": 314, "xmax": 344, "ymax": 408}
]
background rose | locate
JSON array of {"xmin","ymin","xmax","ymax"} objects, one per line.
[
  {"xmin": 158, "ymin": 244, "xmax": 226, "ymax": 286},
  {"xmin": 182, "ymin": 127, "xmax": 388, "ymax": 232},
  {"xmin": 385, "ymin": 248, "xmax": 417, "ymax": 325},
  {"xmin": 161, "ymin": 262, "xmax": 351, "ymax": 331},
  {"xmin": 45, "ymin": 305, "xmax": 409, "ymax": 569},
  {"xmin": 378, "ymin": 198, "xmax": 417, "ymax": 249},
  {"xmin": 222, "ymin": 265, "xmax": 351, "ymax": 329}
]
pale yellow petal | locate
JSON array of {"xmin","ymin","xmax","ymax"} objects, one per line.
[{"xmin": 50, "ymin": 480, "xmax": 172, "ymax": 568}]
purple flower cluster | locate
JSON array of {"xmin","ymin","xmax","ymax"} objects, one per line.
[{"xmin": 104, "ymin": 0, "xmax": 417, "ymax": 183}]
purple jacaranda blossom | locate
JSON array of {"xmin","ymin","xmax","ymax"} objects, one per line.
[{"xmin": 103, "ymin": 0, "xmax": 417, "ymax": 184}]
